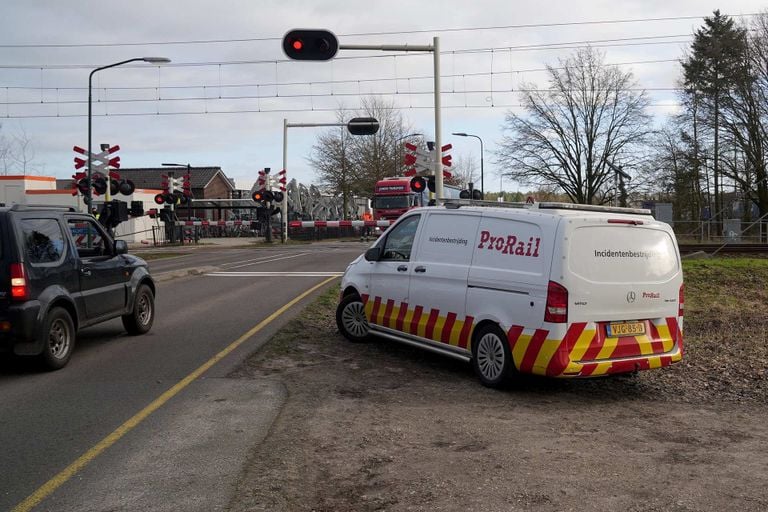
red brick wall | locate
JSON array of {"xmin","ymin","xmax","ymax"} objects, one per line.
[{"xmin": 202, "ymin": 173, "xmax": 233, "ymax": 221}]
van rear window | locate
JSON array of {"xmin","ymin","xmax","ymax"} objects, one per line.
[{"xmin": 568, "ymin": 226, "xmax": 679, "ymax": 283}]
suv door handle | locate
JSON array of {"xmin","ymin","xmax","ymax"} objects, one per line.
[
  {"xmin": 80, "ymin": 267, "xmax": 91, "ymax": 276},
  {"xmin": 397, "ymin": 265, "xmax": 408, "ymax": 272},
  {"xmin": 414, "ymin": 266, "xmax": 426, "ymax": 273}
]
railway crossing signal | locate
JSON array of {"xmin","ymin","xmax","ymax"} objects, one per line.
[{"xmin": 72, "ymin": 145, "xmax": 134, "ymax": 203}]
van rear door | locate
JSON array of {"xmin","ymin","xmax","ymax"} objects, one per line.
[{"xmin": 557, "ymin": 216, "xmax": 682, "ymax": 359}]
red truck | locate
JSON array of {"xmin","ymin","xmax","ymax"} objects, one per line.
[
  {"xmin": 372, "ymin": 177, "xmax": 463, "ymax": 221},
  {"xmin": 372, "ymin": 177, "xmax": 424, "ymax": 221}
]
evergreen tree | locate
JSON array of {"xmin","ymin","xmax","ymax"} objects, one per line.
[{"xmin": 682, "ymin": 10, "xmax": 748, "ymax": 229}]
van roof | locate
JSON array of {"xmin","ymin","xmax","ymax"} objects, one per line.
[{"xmin": 440, "ymin": 199, "xmax": 652, "ymax": 217}]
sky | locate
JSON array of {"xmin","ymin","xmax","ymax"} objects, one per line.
[{"xmin": 0, "ymin": 0, "xmax": 765, "ymax": 193}]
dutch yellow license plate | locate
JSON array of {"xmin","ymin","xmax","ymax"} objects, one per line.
[{"xmin": 606, "ymin": 321, "xmax": 646, "ymax": 337}]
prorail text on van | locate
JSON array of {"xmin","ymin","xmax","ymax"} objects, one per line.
[{"xmin": 476, "ymin": 231, "xmax": 541, "ymax": 257}]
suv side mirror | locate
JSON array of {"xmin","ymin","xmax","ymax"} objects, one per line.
[
  {"xmin": 114, "ymin": 240, "xmax": 128, "ymax": 255},
  {"xmin": 364, "ymin": 247, "xmax": 381, "ymax": 262}
]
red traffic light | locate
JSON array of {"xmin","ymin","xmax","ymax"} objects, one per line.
[
  {"xmin": 154, "ymin": 194, "xmax": 166, "ymax": 205},
  {"xmin": 410, "ymin": 177, "xmax": 426, "ymax": 193},
  {"xmin": 252, "ymin": 190, "xmax": 265, "ymax": 202},
  {"xmin": 282, "ymin": 29, "xmax": 338, "ymax": 60}
]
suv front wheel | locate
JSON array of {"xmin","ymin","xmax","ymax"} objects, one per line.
[
  {"xmin": 39, "ymin": 307, "xmax": 75, "ymax": 371},
  {"xmin": 122, "ymin": 284, "xmax": 155, "ymax": 335}
]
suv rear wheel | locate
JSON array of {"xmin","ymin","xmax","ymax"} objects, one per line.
[
  {"xmin": 39, "ymin": 307, "xmax": 75, "ymax": 371},
  {"xmin": 122, "ymin": 284, "xmax": 155, "ymax": 335}
]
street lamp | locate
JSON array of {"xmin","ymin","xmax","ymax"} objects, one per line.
[
  {"xmin": 87, "ymin": 57, "xmax": 171, "ymax": 209},
  {"xmin": 452, "ymin": 132, "xmax": 484, "ymax": 197},
  {"xmin": 395, "ymin": 132, "xmax": 422, "ymax": 175}
]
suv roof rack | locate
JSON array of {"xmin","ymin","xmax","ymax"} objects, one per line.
[
  {"xmin": 9, "ymin": 204, "xmax": 77, "ymax": 212},
  {"xmin": 442, "ymin": 198, "xmax": 651, "ymax": 215}
]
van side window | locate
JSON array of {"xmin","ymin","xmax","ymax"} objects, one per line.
[
  {"xmin": 67, "ymin": 219, "xmax": 107, "ymax": 258},
  {"xmin": 21, "ymin": 219, "xmax": 66, "ymax": 264},
  {"xmin": 381, "ymin": 214, "xmax": 420, "ymax": 261}
]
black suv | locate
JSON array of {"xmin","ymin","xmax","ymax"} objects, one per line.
[{"xmin": 0, "ymin": 205, "xmax": 155, "ymax": 369}]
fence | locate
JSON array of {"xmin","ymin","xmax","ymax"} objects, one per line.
[{"xmin": 672, "ymin": 221, "xmax": 768, "ymax": 244}]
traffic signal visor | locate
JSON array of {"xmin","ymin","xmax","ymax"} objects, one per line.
[{"xmin": 282, "ymin": 29, "xmax": 338, "ymax": 60}]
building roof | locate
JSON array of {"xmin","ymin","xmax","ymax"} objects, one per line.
[{"xmin": 110, "ymin": 167, "xmax": 234, "ymax": 190}]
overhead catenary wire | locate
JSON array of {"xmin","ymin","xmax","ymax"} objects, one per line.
[
  {"xmin": 0, "ymin": 12, "xmax": 757, "ymax": 49},
  {"xmin": 0, "ymin": 102, "xmax": 686, "ymax": 120},
  {"xmin": 0, "ymin": 34, "xmax": 694, "ymax": 70}
]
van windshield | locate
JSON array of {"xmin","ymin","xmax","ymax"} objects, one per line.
[{"xmin": 568, "ymin": 225, "xmax": 679, "ymax": 283}]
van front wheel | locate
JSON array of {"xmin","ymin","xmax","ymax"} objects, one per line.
[
  {"xmin": 336, "ymin": 294, "xmax": 370, "ymax": 343},
  {"xmin": 472, "ymin": 324, "xmax": 513, "ymax": 388}
]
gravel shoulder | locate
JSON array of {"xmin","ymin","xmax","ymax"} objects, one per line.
[{"xmin": 227, "ymin": 258, "xmax": 768, "ymax": 512}]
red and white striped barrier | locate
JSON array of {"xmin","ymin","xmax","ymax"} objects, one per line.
[
  {"xmin": 171, "ymin": 219, "xmax": 394, "ymax": 228},
  {"xmin": 174, "ymin": 220, "xmax": 250, "ymax": 227},
  {"xmin": 288, "ymin": 220, "xmax": 392, "ymax": 228}
]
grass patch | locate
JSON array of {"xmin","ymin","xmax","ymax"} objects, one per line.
[{"xmin": 257, "ymin": 286, "xmax": 339, "ymax": 360}]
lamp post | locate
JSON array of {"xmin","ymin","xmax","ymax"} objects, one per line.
[
  {"xmin": 452, "ymin": 132, "xmax": 484, "ymax": 197},
  {"xmin": 87, "ymin": 57, "xmax": 170, "ymax": 210}
]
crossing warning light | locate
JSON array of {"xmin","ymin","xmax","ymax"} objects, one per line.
[
  {"xmin": 252, "ymin": 189, "xmax": 274, "ymax": 202},
  {"xmin": 410, "ymin": 177, "xmax": 426, "ymax": 193}
]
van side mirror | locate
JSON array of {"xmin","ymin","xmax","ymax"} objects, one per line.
[
  {"xmin": 114, "ymin": 240, "xmax": 128, "ymax": 255},
  {"xmin": 364, "ymin": 247, "xmax": 381, "ymax": 262}
]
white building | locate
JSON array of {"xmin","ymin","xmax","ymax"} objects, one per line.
[{"xmin": 0, "ymin": 174, "xmax": 163, "ymax": 244}]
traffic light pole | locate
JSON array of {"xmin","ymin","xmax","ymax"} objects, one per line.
[
  {"xmin": 282, "ymin": 118, "xmax": 379, "ymax": 242},
  {"xmin": 338, "ymin": 38, "xmax": 443, "ymax": 202},
  {"xmin": 282, "ymin": 119, "xmax": 288, "ymax": 243}
]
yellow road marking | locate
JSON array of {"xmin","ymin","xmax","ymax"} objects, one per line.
[{"xmin": 12, "ymin": 276, "xmax": 339, "ymax": 512}]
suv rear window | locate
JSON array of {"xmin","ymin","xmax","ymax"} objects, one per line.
[{"xmin": 21, "ymin": 218, "xmax": 66, "ymax": 264}]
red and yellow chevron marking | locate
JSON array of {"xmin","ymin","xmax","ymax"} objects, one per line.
[
  {"xmin": 360, "ymin": 295, "xmax": 683, "ymax": 378},
  {"xmin": 362, "ymin": 295, "xmax": 474, "ymax": 349},
  {"xmin": 507, "ymin": 317, "xmax": 683, "ymax": 377}
]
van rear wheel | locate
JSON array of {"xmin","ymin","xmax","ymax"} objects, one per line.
[
  {"xmin": 336, "ymin": 294, "xmax": 370, "ymax": 343},
  {"xmin": 472, "ymin": 324, "xmax": 513, "ymax": 388}
]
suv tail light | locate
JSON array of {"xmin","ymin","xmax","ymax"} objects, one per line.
[
  {"xmin": 545, "ymin": 281, "xmax": 568, "ymax": 323},
  {"xmin": 678, "ymin": 283, "xmax": 684, "ymax": 317},
  {"xmin": 10, "ymin": 263, "xmax": 29, "ymax": 301}
]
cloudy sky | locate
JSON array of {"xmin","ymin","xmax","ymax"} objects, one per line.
[{"xmin": 0, "ymin": 0, "xmax": 764, "ymax": 192}]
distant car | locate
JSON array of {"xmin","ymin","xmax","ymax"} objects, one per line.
[{"xmin": 0, "ymin": 205, "xmax": 156, "ymax": 369}]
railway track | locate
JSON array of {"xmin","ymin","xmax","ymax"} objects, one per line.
[{"xmin": 678, "ymin": 243, "xmax": 768, "ymax": 254}]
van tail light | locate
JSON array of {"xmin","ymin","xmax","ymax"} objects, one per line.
[
  {"xmin": 545, "ymin": 281, "xmax": 568, "ymax": 323},
  {"xmin": 10, "ymin": 263, "xmax": 29, "ymax": 301},
  {"xmin": 678, "ymin": 283, "xmax": 684, "ymax": 317}
]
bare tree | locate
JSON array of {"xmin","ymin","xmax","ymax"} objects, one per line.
[
  {"xmin": 450, "ymin": 154, "xmax": 479, "ymax": 189},
  {"xmin": 308, "ymin": 97, "xmax": 416, "ymax": 215},
  {"xmin": 495, "ymin": 47, "xmax": 652, "ymax": 204},
  {"xmin": 0, "ymin": 122, "xmax": 39, "ymax": 175}
]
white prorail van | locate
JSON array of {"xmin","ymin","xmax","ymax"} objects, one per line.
[{"xmin": 336, "ymin": 200, "xmax": 684, "ymax": 387}]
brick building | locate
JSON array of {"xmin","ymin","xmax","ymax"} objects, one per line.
[{"xmin": 115, "ymin": 167, "xmax": 235, "ymax": 220}]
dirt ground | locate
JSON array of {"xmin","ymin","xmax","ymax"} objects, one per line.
[{"xmin": 227, "ymin": 260, "xmax": 768, "ymax": 512}]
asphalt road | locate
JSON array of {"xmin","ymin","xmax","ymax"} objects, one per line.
[{"xmin": 0, "ymin": 241, "xmax": 367, "ymax": 512}]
